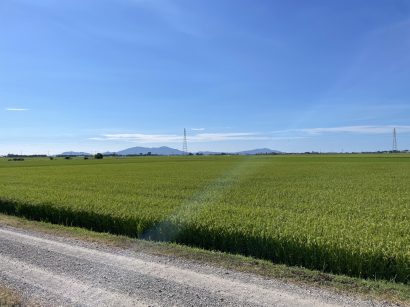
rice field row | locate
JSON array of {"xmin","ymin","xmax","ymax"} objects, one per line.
[{"xmin": 0, "ymin": 155, "xmax": 409, "ymax": 282}]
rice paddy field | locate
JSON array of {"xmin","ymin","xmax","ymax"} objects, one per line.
[{"xmin": 0, "ymin": 155, "xmax": 409, "ymax": 283}]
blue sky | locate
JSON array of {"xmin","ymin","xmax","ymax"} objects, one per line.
[{"xmin": 1, "ymin": 0, "xmax": 410, "ymax": 154}]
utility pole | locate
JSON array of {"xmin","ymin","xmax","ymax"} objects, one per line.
[
  {"xmin": 182, "ymin": 128, "xmax": 188, "ymax": 155},
  {"xmin": 393, "ymin": 128, "xmax": 398, "ymax": 152}
]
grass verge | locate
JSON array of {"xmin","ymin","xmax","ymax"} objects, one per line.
[
  {"xmin": 0, "ymin": 285, "xmax": 24, "ymax": 307},
  {"xmin": 1, "ymin": 199, "xmax": 408, "ymax": 284},
  {"xmin": 0, "ymin": 213, "xmax": 409, "ymax": 306}
]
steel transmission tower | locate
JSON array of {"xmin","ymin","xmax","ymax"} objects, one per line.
[
  {"xmin": 393, "ymin": 128, "xmax": 398, "ymax": 152},
  {"xmin": 183, "ymin": 128, "xmax": 188, "ymax": 155}
]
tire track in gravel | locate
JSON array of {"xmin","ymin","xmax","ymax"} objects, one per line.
[
  {"xmin": 0, "ymin": 227, "xmax": 379, "ymax": 306},
  {"xmin": 0, "ymin": 254, "xmax": 152, "ymax": 307}
]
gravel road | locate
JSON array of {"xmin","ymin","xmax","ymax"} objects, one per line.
[{"xmin": 0, "ymin": 226, "xmax": 382, "ymax": 306}]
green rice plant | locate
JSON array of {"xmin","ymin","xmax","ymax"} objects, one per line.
[{"xmin": 0, "ymin": 155, "xmax": 409, "ymax": 282}]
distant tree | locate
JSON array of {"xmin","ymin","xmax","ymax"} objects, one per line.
[
  {"xmin": 147, "ymin": 152, "xmax": 152, "ymax": 156},
  {"xmin": 94, "ymin": 153, "xmax": 103, "ymax": 159}
]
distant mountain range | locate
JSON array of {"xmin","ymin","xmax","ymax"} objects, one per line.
[
  {"xmin": 59, "ymin": 151, "xmax": 92, "ymax": 156},
  {"xmin": 116, "ymin": 146, "xmax": 184, "ymax": 156},
  {"xmin": 198, "ymin": 148, "xmax": 281, "ymax": 155},
  {"xmin": 236, "ymin": 148, "xmax": 282, "ymax": 155},
  {"xmin": 58, "ymin": 146, "xmax": 282, "ymax": 156}
]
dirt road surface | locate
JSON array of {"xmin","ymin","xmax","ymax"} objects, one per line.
[{"xmin": 0, "ymin": 226, "xmax": 382, "ymax": 306}]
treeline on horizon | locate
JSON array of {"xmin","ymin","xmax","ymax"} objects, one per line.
[{"xmin": 2, "ymin": 150, "xmax": 410, "ymax": 158}]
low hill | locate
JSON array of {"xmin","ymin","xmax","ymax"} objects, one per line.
[
  {"xmin": 116, "ymin": 146, "xmax": 185, "ymax": 156},
  {"xmin": 236, "ymin": 148, "xmax": 282, "ymax": 155},
  {"xmin": 59, "ymin": 151, "xmax": 91, "ymax": 156},
  {"xmin": 58, "ymin": 147, "xmax": 282, "ymax": 156}
]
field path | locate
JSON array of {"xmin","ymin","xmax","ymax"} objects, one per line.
[{"xmin": 0, "ymin": 226, "xmax": 378, "ymax": 306}]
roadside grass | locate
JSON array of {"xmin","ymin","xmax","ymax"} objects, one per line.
[
  {"xmin": 1, "ymin": 213, "xmax": 409, "ymax": 306},
  {"xmin": 0, "ymin": 285, "xmax": 24, "ymax": 307}
]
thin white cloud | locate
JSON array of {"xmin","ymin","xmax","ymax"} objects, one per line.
[
  {"xmin": 266, "ymin": 125, "xmax": 410, "ymax": 136},
  {"xmin": 126, "ymin": 0, "xmax": 201, "ymax": 36},
  {"xmin": 193, "ymin": 133, "xmax": 269, "ymax": 142},
  {"xmin": 6, "ymin": 108, "xmax": 29, "ymax": 111},
  {"xmin": 90, "ymin": 132, "xmax": 272, "ymax": 143},
  {"xmin": 90, "ymin": 125, "xmax": 408, "ymax": 144},
  {"xmin": 302, "ymin": 125, "xmax": 410, "ymax": 135},
  {"xmin": 93, "ymin": 133, "xmax": 182, "ymax": 143},
  {"xmin": 191, "ymin": 128, "xmax": 205, "ymax": 131}
]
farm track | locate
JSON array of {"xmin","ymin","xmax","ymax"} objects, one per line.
[{"xmin": 0, "ymin": 225, "xmax": 382, "ymax": 307}]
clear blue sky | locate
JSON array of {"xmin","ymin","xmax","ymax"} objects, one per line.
[{"xmin": 1, "ymin": 0, "xmax": 410, "ymax": 154}]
